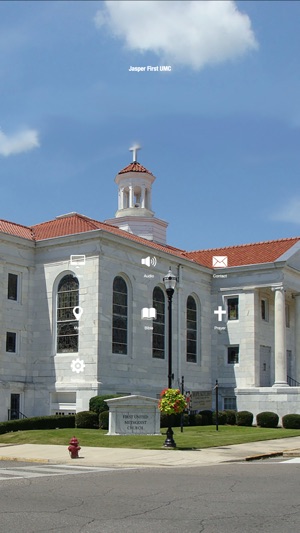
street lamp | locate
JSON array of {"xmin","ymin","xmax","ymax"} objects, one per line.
[{"xmin": 163, "ymin": 266, "xmax": 177, "ymax": 448}]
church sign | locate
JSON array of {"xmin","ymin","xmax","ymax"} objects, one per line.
[
  {"xmin": 190, "ymin": 390, "xmax": 212, "ymax": 411},
  {"xmin": 105, "ymin": 395, "xmax": 161, "ymax": 435}
]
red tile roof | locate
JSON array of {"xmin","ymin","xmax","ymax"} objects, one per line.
[
  {"xmin": 0, "ymin": 212, "xmax": 299, "ymax": 268},
  {"xmin": 185, "ymin": 237, "xmax": 300, "ymax": 268},
  {"xmin": 31, "ymin": 213, "xmax": 188, "ymax": 261},
  {"xmin": 118, "ymin": 162, "xmax": 153, "ymax": 175},
  {"xmin": 0, "ymin": 219, "xmax": 34, "ymax": 241},
  {"xmin": 31, "ymin": 213, "xmax": 102, "ymax": 241}
]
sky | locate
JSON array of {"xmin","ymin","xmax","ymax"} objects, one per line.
[{"xmin": 1, "ymin": 0, "xmax": 300, "ymax": 251}]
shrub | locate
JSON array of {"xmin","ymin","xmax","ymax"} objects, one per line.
[
  {"xmin": 0, "ymin": 415, "xmax": 75, "ymax": 435},
  {"xmin": 236, "ymin": 411, "xmax": 253, "ymax": 427},
  {"xmin": 183, "ymin": 413, "xmax": 189, "ymax": 426},
  {"xmin": 282, "ymin": 414, "xmax": 300, "ymax": 429},
  {"xmin": 89, "ymin": 395, "xmax": 125, "ymax": 415},
  {"xmin": 256, "ymin": 411, "xmax": 279, "ymax": 428},
  {"xmin": 75, "ymin": 411, "xmax": 98, "ymax": 429},
  {"xmin": 195, "ymin": 414, "xmax": 203, "ymax": 426},
  {"xmin": 199, "ymin": 410, "xmax": 213, "ymax": 426},
  {"xmin": 188, "ymin": 413, "xmax": 196, "ymax": 426},
  {"xmin": 181, "ymin": 413, "xmax": 198, "ymax": 426},
  {"xmin": 224, "ymin": 410, "xmax": 236, "ymax": 425},
  {"xmin": 99, "ymin": 411, "xmax": 109, "ymax": 430},
  {"xmin": 212, "ymin": 411, "xmax": 227, "ymax": 425}
]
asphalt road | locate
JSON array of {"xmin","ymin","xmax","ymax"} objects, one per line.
[{"xmin": 0, "ymin": 461, "xmax": 299, "ymax": 533}]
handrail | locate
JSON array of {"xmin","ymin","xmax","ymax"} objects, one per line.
[
  {"xmin": 287, "ymin": 375, "xmax": 300, "ymax": 387},
  {"xmin": 7, "ymin": 409, "xmax": 28, "ymax": 420}
]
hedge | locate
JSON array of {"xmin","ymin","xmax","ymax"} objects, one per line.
[
  {"xmin": 223, "ymin": 410, "xmax": 236, "ymax": 425},
  {"xmin": 256, "ymin": 411, "xmax": 279, "ymax": 428},
  {"xmin": 282, "ymin": 414, "xmax": 300, "ymax": 429},
  {"xmin": 199, "ymin": 410, "xmax": 213, "ymax": 425},
  {"xmin": 212, "ymin": 411, "xmax": 227, "ymax": 425},
  {"xmin": 89, "ymin": 395, "xmax": 125, "ymax": 415},
  {"xmin": 75, "ymin": 411, "xmax": 98, "ymax": 429},
  {"xmin": 195, "ymin": 414, "xmax": 203, "ymax": 426},
  {"xmin": 0, "ymin": 415, "xmax": 75, "ymax": 435},
  {"xmin": 236, "ymin": 411, "xmax": 253, "ymax": 427},
  {"xmin": 99, "ymin": 411, "xmax": 109, "ymax": 430}
]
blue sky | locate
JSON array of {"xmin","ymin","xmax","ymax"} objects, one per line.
[{"xmin": 1, "ymin": 0, "xmax": 300, "ymax": 251}]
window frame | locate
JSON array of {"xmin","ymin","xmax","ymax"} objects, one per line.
[
  {"xmin": 227, "ymin": 345, "xmax": 239, "ymax": 365},
  {"xmin": 7, "ymin": 273, "xmax": 19, "ymax": 302},
  {"xmin": 261, "ymin": 298, "xmax": 269, "ymax": 321},
  {"xmin": 56, "ymin": 274, "xmax": 79, "ymax": 354},
  {"xmin": 152, "ymin": 286, "xmax": 166, "ymax": 359},
  {"xmin": 286, "ymin": 304, "xmax": 290, "ymax": 328},
  {"xmin": 112, "ymin": 276, "xmax": 128, "ymax": 355},
  {"xmin": 6, "ymin": 331, "xmax": 17, "ymax": 354},
  {"xmin": 227, "ymin": 296, "xmax": 239, "ymax": 321},
  {"xmin": 223, "ymin": 397, "xmax": 237, "ymax": 410},
  {"xmin": 186, "ymin": 295, "xmax": 197, "ymax": 363}
]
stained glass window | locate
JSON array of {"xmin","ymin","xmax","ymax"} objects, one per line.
[{"xmin": 57, "ymin": 275, "xmax": 79, "ymax": 353}]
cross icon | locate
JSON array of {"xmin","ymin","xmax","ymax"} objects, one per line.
[
  {"xmin": 214, "ymin": 305, "xmax": 226, "ymax": 322},
  {"xmin": 129, "ymin": 144, "xmax": 141, "ymax": 162}
]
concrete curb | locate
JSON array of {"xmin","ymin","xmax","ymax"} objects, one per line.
[
  {"xmin": 283, "ymin": 449, "xmax": 300, "ymax": 457},
  {"xmin": 245, "ymin": 452, "xmax": 283, "ymax": 462},
  {"xmin": 0, "ymin": 456, "xmax": 50, "ymax": 464}
]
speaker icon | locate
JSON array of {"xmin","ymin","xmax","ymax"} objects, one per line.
[{"xmin": 141, "ymin": 256, "xmax": 157, "ymax": 267}]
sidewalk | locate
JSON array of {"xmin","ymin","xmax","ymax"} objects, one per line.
[{"xmin": 0, "ymin": 436, "xmax": 300, "ymax": 468}]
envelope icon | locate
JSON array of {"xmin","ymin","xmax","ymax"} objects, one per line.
[{"xmin": 212, "ymin": 256, "xmax": 228, "ymax": 268}]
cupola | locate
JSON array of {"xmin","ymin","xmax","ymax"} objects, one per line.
[{"xmin": 105, "ymin": 146, "xmax": 168, "ymax": 244}]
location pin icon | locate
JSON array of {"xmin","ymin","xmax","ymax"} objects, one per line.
[{"xmin": 73, "ymin": 306, "xmax": 83, "ymax": 320}]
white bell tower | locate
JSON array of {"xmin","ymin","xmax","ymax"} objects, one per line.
[{"xmin": 105, "ymin": 146, "xmax": 168, "ymax": 244}]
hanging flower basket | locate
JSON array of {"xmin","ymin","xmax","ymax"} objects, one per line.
[{"xmin": 158, "ymin": 388, "xmax": 187, "ymax": 415}]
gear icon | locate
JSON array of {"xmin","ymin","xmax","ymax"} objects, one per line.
[{"xmin": 71, "ymin": 358, "xmax": 85, "ymax": 374}]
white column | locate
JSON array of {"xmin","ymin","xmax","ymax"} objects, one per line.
[
  {"xmin": 118, "ymin": 188, "xmax": 121, "ymax": 210},
  {"xmin": 129, "ymin": 186, "xmax": 134, "ymax": 208},
  {"xmin": 148, "ymin": 186, "xmax": 152, "ymax": 211},
  {"xmin": 141, "ymin": 186, "xmax": 146, "ymax": 208},
  {"xmin": 273, "ymin": 286, "xmax": 288, "ymax": 387},
  {"xmin": 119, "ymin": 187, "xmax": 125, "ymax": 210},
  {"xmin": 295, "ymin": 294, "xmax": 300, "ymax": 383}
]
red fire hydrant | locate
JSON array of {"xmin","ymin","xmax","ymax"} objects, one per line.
[{"xmin": 68, "ymin": 436, "xmax": 81, "ymax": 459}]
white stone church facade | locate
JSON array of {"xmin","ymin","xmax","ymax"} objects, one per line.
[{"xmin": 1, "ymin": 150, "xmax": 300, "ymax": 422}]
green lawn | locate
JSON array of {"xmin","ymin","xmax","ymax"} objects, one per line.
[{"xmin": 0, "ymin": 425, "xmax": 299, "ymax": 450}]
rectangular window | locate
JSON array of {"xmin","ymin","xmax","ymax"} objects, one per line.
[
  {"xmin": 224, "ymin": 397, "xmax": 237, "ymax": 410},
  {"xmin": 286, "ymin": 304, "xmax": 290, "ymax": 328},
  {"xmin": 227, "ymin": 297, "xmax": 239, "ymax": 320},
  {"xmin": 186, "ymin": 297, "xmax": 197, "ymax": 363},
  {"xmin": 261, "ymin": 299, "xmax": 269, "ymax": 321},
  {"xmin": 227, "ymin": 346, "xmax": 239, "ymax": 364},
  {"xmin": 6, "ymin": 332, "xmax": 16, "ymax": 353},
  {"xmin": 7, "ymin": 273, "xmax": 18, "ymax": 301},
  {"xmin": 10, "ymin": 394, "xmax": 20, "ymax": 420}
]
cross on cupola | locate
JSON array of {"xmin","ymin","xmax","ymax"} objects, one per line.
[{"xmin": 129, "ymin": 144, "xmax": 141, "ymax": 163}]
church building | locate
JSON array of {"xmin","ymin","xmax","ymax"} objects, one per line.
[{"xmin": 1, "ymin": 147, "xmax": 300, "ymax": 422}]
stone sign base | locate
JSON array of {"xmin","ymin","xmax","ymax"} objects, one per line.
[{"xmin": 105, "ymin": 395, "xmax": 161, "ymax": 435}]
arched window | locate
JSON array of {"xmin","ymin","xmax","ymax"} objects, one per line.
[
  {"xmin": 112, "ymin": 276, "xmax": 128, "ymax": 354},
  {"xmin": 152, "ymin": 287, "xmax": 165, "ymax": 359},
  {"xmin": 57, "ymin": 275, "xmax": 79, "ymax": 353},
  {"xmin": 187, "ymin": 295, "xmax": 197, "ymax": 363}
]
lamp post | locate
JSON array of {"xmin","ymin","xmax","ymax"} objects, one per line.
[{"xmin": 163, "ymin": 266, "xmax": 177, "ymax": 448}]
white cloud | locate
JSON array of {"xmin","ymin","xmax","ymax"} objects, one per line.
[
  {"xmin": 272, "ymin": 198, "xmax": 300, "ymax": 224},
  {"xmin": 0, "ymin": 128, "xmax": 39, "ymax": 157},
  {"xmin": 94, "ymin": 0, "xmax": 258, "ymax": 70}
]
